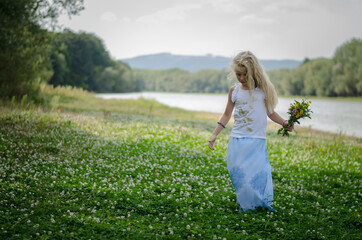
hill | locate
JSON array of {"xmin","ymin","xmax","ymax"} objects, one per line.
[{"xmin": 121, "ymin": 53, "xmax": 301, "ymax": 72}]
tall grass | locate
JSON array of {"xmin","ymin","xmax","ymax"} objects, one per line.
[{"xmin": 38, "ymin": 84, "xmax": 219, "ymax": 121}]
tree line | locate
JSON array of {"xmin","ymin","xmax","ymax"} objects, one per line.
[
  {"xmin": 136, "ymin": 38, "xmax": 362, "ymax": 97},
  {"xmin": 268, "ymin": 38, "xmax": 362, "ymax": 97},
  {"xmin": 135, "ymin": 68, "xmax": 231, "ymax": 93},
  {"xmin": 1, "ymin": 0, "xmax": 360, "ymax": 100}
]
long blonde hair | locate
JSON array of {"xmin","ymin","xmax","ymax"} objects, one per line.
[{"xmin": 230, "ymin": 51, "xmax": 278, "ymax": 114}]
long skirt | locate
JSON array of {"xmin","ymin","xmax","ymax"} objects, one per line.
[{"xmin": 226, "ymin": 137, "xmax": 274, "ymax": 211}]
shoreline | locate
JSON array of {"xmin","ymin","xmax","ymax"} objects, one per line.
[
  {"xmin": 96, "ymin": 92, "xmax": 362, "ymax": 139},
  {"xmin": 96, "ymin": 91, "xmax": 362, "ymax": 102}
]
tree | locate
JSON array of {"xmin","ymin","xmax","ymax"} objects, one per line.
[
  {"xmin": 49, "ymin": 30, "xmax": 112, "ymax": 90},
  {"xmin": 268, "ymin": 38, "xmax": 361, "ymax": 97},
  {"xmin": 332, "ymin": 38, "xmax": 362, "ymax": 96},
  {"xmin": 0, "ymin": 0, "xmax": 84, "ymax": 99},
  {"xmin": 95, "ymin": 61, "xmax": 138, "ymax": 93},
  {"xmin": 49, "ymin": 30, "xmax": 137, "ymax": 93},
  {"xmin": 295, "ymin": 58, "xmax": 334, "ymax": 96}
]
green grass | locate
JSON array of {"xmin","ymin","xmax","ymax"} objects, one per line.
[
  {"xmin": 38, "ymin": 84, "xmax": 219, "ymax": 121},
  {"xmin": 0, "ymin": 85, "xmax": 361, "ymax": 239}
]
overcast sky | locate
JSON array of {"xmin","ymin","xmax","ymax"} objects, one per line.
[{"xmin": 58, "ymin": 0, "xmax": 362, "ymax": 60}]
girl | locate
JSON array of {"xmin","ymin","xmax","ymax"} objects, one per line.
[{"xmin": 208, "ymin": 51, "xmax": 292, "ymax": 211}]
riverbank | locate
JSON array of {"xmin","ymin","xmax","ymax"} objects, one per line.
[
  {"xmin": 96, "ymin": 91, "xmax": 362, "ymax": 138},
  {"xmin": 0, "ymin": 85, "xmax": 360, "ymax": 239}
]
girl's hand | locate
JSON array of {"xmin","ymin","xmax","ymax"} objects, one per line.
[
  {"xmin": 287, "ymin": 125, "xmax": 294, "ymax": 132},
  {"xmin": 283, "ymin": 120, "xmax": 294, "ymax": 132},
  {"xmin": 208, "ymin": 135, "xmax": 217, "ymax": 150}
]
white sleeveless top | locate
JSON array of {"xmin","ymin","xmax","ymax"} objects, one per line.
[{"xmin": 230, "ymin": 83, "xmax": 267, "ymax": 139}]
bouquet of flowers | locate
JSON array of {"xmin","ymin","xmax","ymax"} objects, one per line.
[{"xmin": 278, "ymin": 99, "xmax": 312, "ymax": 136}]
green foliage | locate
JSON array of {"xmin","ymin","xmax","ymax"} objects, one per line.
[
  {"xmin": 0, "ymin": 0, "xmax": 49, "ymax": 99},
  {"xmin": 95, "ymin": 61, "xmax": 139, "ymax": 93},
  {"xmin": 49, "ymin": 30, "xmax": 111, "ymax": 90},
  {"xmin": 0, "ymin": 0, "xmax": 84, "ymax": 100},
  {"xmin": 269, "ymin": 38, "xmax": 362, "ymax": 97},
  {"xmin": 135, "ymin": 68, "xmax": 232, "ymax": 93},
  {"xmin": 332, "ymin": 38, "xmax": 362, "ymax": 96},
  {"xmin": 49, "ymin": 30, "xmax": 139, "ymax": 93},
  {"xmin": 269, "ymin": 58, "xmax": 334, "ymax": 97},
  {"xmin": 301, "ymin": 58, "xmax": 334, "ymax": 96}
]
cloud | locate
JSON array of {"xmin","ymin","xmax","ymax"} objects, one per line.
[
  {"xmin": 136, "ymin": 4, "xmax": 202, "ymax": 24},
  {"xmin": 100, "ymin": 11, "xmax": 118, "ymax": 22},
  {"xmin": 262, "ymin": 0, "xmax": 310, "ymax": 14},
  {"xmin": 210, "ymin": 0, "xmax": 245, "ymax": 14},
  {"xmin": 122, "ymin": 17, "xmax": 131, "ymax": 23},
  {"xmin": 239, "ymin": 14, "xmax": 277, "ymax": 24}
]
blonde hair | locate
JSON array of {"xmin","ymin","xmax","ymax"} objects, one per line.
[{"xmin": 230, "ymin": 51, "xmax": 278, "ymax": 114}]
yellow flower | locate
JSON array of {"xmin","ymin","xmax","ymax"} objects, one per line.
[{"xmin": 300, "ymin": 109, "xmax": 304, "ymax": 115}]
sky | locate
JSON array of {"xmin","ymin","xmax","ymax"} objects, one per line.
[{"xmin": 57, "ymin": 0, "xmax": 362, "ymax": 60}]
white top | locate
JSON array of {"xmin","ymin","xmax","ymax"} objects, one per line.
[{"xmin": 230, "ymin": 83, "xmax": 267, "ymax": 139}]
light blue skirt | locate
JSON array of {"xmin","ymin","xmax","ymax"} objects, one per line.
[{"xmin": 226, "ymin": 137, "xmax": 274, "ymax": 211}]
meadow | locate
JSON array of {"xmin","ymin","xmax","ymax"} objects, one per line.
[{"xmin": 0, "ymin": 85, "xmax": 361, "ymax": 239}]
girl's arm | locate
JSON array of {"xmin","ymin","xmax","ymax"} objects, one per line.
[
  {"xmin": 208, "ymin": 86, "xmax": 235, "ymax": 150},
  {"xmin": 268, "ymin": 111, "xmax": 293, "ymax": 131}
]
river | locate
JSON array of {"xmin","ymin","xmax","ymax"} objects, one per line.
[{"xmin": 96, "ymin": 92, "xmax": 362, "ymax": 138}]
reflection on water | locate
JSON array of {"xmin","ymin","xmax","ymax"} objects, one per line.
[{"xmin": 96, "ymin": 92, "xmax": 362, "ymax": 138}]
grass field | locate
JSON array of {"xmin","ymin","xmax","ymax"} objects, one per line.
[{"xmin": 0, "ymin": 85, "xmax": 361, "ymax": 239}]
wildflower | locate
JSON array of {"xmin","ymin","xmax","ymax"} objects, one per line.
[{"xmin": 278, "ymin": 99, "xmax": 312, "ymax": 136}]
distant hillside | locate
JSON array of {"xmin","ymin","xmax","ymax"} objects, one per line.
[{"xmin": 121, "ymin": 53, "xmax": 301, "ymax": 72}]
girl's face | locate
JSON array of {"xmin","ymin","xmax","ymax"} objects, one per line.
[{"xmin": 235, "ymin": 66, "xmax": 247, "ymax": 85}]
